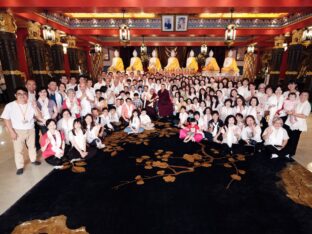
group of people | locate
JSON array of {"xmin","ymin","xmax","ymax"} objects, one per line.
[{"xmin": 1, "ymin": 71, "xmax": 310, "ymax": 175}]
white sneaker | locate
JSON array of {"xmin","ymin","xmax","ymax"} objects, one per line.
[
  {"xmin": 70, "ymin": 158, "xmax": 81, "ymax": 163},
  {"xmin": 270, "ymin": 154, "xmax": 279, "ymax": 159},
  {"xmin": 97, "ymin": 143, "xmax": 105, "ymax": 149},
  {"xmin": 54, "ymin": 165, "xmax": 64, "ymax": 170},
  {"xmin": 285, "ymin": 154, "xmax": 290, "ymax": 159}
]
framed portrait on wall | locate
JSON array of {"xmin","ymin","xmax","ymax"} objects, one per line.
[
  {"xmin": 103, "ymin": 48, "xmax": 110, "ymax": 61},
  {"xmin": 162, "ymin": 15, "xmax": 174, "ymax": 32},
  {"xmin": 175, "ymin": 15, "xmax": 188, "ymax": 31}
]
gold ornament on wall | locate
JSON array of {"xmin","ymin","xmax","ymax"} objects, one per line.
[
  {"xmin": 0, "ymin": 12, "xmax": 17, "ymax": 33},
  {"xmin": 290, "ymin": 29, "xmax": 303, "ymax": 45},
  {"xmin": 54, "ymin": 30, "xmax": 63, "ymax": 45},
  {"xmin": 273, "ymin": 35, "xmax": 285, "ymax": 48},
  {"xmin": 67, "ymin": 35, "xmax": 77, "ymax": 48},
  {"xmin": 27, "ymin": 21, "xmax": 42, "ymax": 40}
]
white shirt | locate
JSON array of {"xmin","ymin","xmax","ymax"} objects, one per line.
[
  {"xmin": 285, "ymin": 100, "xmax": 311, "ymax": 132},
  {"xmin": 93, "ymin": 81, "xmax": 106, "ymax": 91},
  {"xmin": 241, "ymin": 125, "xmax": 262, "ymax": 143},
  {"xmin": 264, "ymin": 126, "xmax": 289, "ymax": 146},
  {"xmin": 140, "ymin": 114, "xmax": 152, "ymax": 125},
  {"xmin": 76, "ymin": 89, "xmax": 94, "ymax": 117},
  {"xmin": 1, "ymin": 101, "xmax": 36, "ymax": 130},
  {"xmin": 179, "ymin": 112, "xmax": 188, "ymax": 125},
  {"xmin": 57, "ymin": 117, "xmax": 74, "ymax": 144}
]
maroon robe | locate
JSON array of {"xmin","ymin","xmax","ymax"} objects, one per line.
[{"xmin": 157, "ymin": 89, "xmax": 173, "ymax": 117}]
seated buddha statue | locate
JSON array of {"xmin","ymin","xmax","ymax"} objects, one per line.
[
  {"xmin": 221, "ymin": 50, "xmax": 239, "ymax": 75},
  {"xmin": 108, "ymin": 50, "xmax": 124, "ymax": 72},
  {"xmin": 202, "ymin": 50, "xmax": 220, "ymax": 73},
  {"xmin": 164, "ymin": 50, "xmax": 180, "ymax": 72},
  {"xmin": 185, "ymin": 50, "xmax": 198, "ymax": 73},
  {"xmin": 126, "ymin": 50, "xmax": 143, "ymax": 72},
  {"xmin": 148, "ymin": 49, "xmax": 162, "ymax": 73}
]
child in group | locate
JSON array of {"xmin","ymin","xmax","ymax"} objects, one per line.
[
  {"xmin": 140, "ymin": 109, "xmax": 155, "ymax": 130},
  {"xmin": 108, "ymin": 106, "xmax": 122, "ymax": 130},
  {"xmin": 276, "ymin": 92, "xmax": 298, "ymax": 124},
  {"xmin": 179, "ymin": 118, "xmax": 203, "ymax": 143},
  {"xmin": 124, "ymin": 110, "xmax": 144, "ymax": 134},
  {"xmin": 99, "ymin": 108, "xmax": 115, "ymax": 134}
]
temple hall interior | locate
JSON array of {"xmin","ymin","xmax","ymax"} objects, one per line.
[{"xmin": 0, "ymin": 1, "xmax": 312, "ymax": 233}]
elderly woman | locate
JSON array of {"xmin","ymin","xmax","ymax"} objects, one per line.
[
  {"xmin": 262, "ymin": 117, "xmax": 289, "ymax": 159},
  {"xmin": 62, "ymin": 88, "xmax": 81, "ymax": 118}
]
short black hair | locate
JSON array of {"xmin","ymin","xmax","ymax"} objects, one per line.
[
  {"xmin": 15, "ymin": 87, "xmax": 28, "ymax": 94},
  {"xmin": 46, "ymin": 119, "xmax": 57, "ymax": 127}
]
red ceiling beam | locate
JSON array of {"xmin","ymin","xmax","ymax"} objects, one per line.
[{"xmin": 2, "ymin": 0, "xmax": 312, "ymax": 8}]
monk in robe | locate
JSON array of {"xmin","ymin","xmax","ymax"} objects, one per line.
[
  {"xmin": 148, "ymin": 49, "xmax": 162, "ymax": 73},
  {"xmin": 108, "ymin": 50, "xmax": 124, "ymax": 72},
  {"xmin": 157, "ymin": 84, "xmax": 173, "ymax": 118},
  {"xmin": 186, "ymin": 50, "xmax": 198, "ymax": 73},
  {"xmin": 164, "ymin": 50, "xmax": 180, "ymax": 72},
  {"xmin": 202, "ymin": 50, "xmax": 220, "ymax": 72},
  {"xmin": 221, "ymin": 50, "xmax": 239, "ymax": 75},
  {"xmin": 126, "ymin": 50, "xmax": 143, "ymax": 72}
]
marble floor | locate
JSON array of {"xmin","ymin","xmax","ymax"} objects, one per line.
[{"xmin": 0, "ymin": 115, "xmax": 311, "ymax": 215}]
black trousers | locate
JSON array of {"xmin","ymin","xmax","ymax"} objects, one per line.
[
  {"xmin": 67, "ymin": 146, "xmax": 97, "ymax": 161},
  {"xmin": 45, "ymin": 156, "xmax": 64, "ymax": 166},
  {"xmin": 265, "ymin": 145, "xmax": 289, "ymax": 158},
  {"xmin": 219, "ymin": 143, "xmax": 239, "ymax": 156},
  {"xmin": 287, "ymin": 130, "xmax": 302, "ymax": 156}
]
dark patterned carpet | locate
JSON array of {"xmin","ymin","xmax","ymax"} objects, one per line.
[{"xmin": 1, "ymin": 121, "xmax": 312, "ymax": 234}]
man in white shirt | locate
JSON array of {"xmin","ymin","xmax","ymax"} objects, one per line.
[
  {"xmin": 25, "ymin": 79, "xmax": 37, "ymax": 103},
  {"xmin": 94, "ymin": 76, "xmax": 106, "ymax": 91},
  {"xmin": 47, "ymin": 79, "xmax": 63, "ymax": 113},
  {"xmin": 1, "ymin": 87, "xmax": 43, "ymax": 175}
]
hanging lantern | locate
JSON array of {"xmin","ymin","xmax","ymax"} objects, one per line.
[
  {"xmin": 201, "ymin": 44, "xmax": 208, "ymax": 54},
  {"xmin": 140, "ymin": 35, "xmax": 147, "ymax": 54},
  {"xmin": 94, "ymin": 44, "xmax": 102, "ymax": 53},
  {"xmin": 224, "ymin": 8, "xmax": 236, "ymax": 46},
  {"xmin": 119, "ymin": 23, "xmax": 130, "ymax": 43},
  {"xmin": 42, "ymin": 25, "xmax": 56, "ymax": 42},
  {"xmin": 247, "ymin": 44, "xmax": 255, "ymax": 53},
  {"xmin": 302, "ymin": 26, "xmax": 312, "ymax": 46}
]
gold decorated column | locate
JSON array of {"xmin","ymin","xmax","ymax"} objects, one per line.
[
  {"xmin": 66, "ymin": 36, "xmax": 80, "ymax": 77},
  {"xmin": 0, "ymin": 11, "xmax": 25, "ymax": 101},
  {"xmin": 25, "ymin": 21, "xmax": 49, "ymax": 88}
]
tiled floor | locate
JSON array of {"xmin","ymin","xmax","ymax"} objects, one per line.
[{"xmin": 0, "ymin": 116, "xmax": 311, "ymax": 215}]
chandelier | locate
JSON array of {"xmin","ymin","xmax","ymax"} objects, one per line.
[
  {"xmin": 94, "ymin": 44, "xmax": 102, "ymax": 53},
  {"xmin": 42, "ymin": 11, "xmax": 56, "ymax": 42},
  {"xmin": 302, "ymin": 26, "xmax": 312, "ymax": 47},
  {"xmin": 140, "ymin": 35, "xmax": 147, "ymax": 54},
  {"xmin": 119, "ymin": 10, "xmax": 130, "ymax": 43},
  {"xmin": 224, "ymin": 8, "xmax": 236, "ymax": 46}
]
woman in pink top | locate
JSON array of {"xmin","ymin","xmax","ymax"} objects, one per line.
[{"xmin": 40, "ymin": 119, "xmax": 67, "ymax": 167}]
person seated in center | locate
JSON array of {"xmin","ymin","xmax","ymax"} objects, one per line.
[
  {"xmin": 108, "ymin": 50, "xmax": 124, "ymax": 72},
  {"xmin": 221, "ymin": 50, "xmax": 239, "ymax": 75},
  {"xmin": 164, "ymin": 50, "xmax": 180, "ymax": 72},
  {"xmin": 202, "ymin": 50, "xmax": 220, "ymax": 73},
  {"xmin": 185, "ymin": 50, "xmax": 198, "ymax": 74},
  {"xmin": 126, "ymin": 50, "xmax": 143, "ymax": 73},
  {"xmin": 148, "ymin": 49, "xmax": 162, "ymax": 73}
]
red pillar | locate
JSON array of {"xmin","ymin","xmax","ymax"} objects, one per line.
[{"xmin": 16, "ymin": 28, "xmax": 29, "ymax": 80}]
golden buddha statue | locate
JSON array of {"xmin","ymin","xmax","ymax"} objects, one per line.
[
  {"xmin": 108, "ymin": 50, "xmax": 124, "ymax": 72},
  {"xmin": 221, "ymin": 50, "xmax": 239, "ymax": 75},
  {"xmin": 164, "ymin": 50, "xmax": 180, "ymax": 72},
  {"xmin": 185, "ymin": 50, "xmax": 198, "ymax": 73},
  {"xmin": 126, "ymin": 50, "xmax": 143, "ymax": 72},
  {"xmin": 202, "ymin": 50, "xmax": 220, "ymax": 73},
  {"xmin": 148, "ymin": 49, "xmax": 162, "ymax": 73}
]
